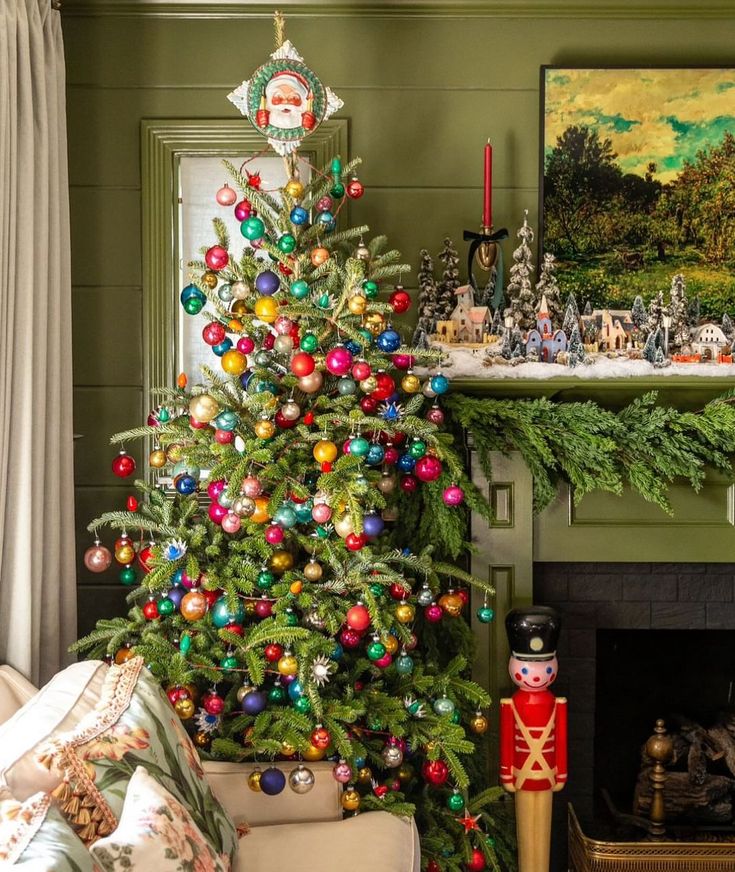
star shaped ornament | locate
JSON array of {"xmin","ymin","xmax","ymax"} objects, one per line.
[
  {"xmin": 228, "ymin": 38, "xmax": 343, "ymax": 156},
  {"xmin": 458, "ymin": 810, "xmax": 482, "ymax": 833}
]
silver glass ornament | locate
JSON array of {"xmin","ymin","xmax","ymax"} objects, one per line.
[
  {"xmin": 231, "ymin": 280, "xmax": 249, "ymax": 300},
  {"xmin": 232, "ymin": 496, "xmax": 256, "ymax": 517},
  {"xmin": 274, "ymin": 335, "xmax": 294, "ymax": 354},
  {"xmin": 381, "ymin": 745, "xmax": 404, "ymax": 768},
  {"xmin": 288, "ymin": 765, "xmax": 315, "ymax": 794},
  {"xmin": 433, "ymin": 696, "xmax": 456, "ymax": 716},
  {"xmin": 417, "ymin": 586, "xmax": 434, "ymax": 607}
]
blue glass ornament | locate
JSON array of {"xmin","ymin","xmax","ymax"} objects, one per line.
[
  {"xmin": 363, "ymin": 514, "xmax": 385, "ymax": 538},
  {"xmin": 331, "ymin": 643, "xmax": 343, "ymax": 661},
  {"xmin": 175, "ymin": 474, "xmax": 197, "ymax": 495},
  {"xmin": 241, "ymin": 690, "xmax": 267, "ymax": 715},
  {"xmin": 211, "ymin": 596, "xmax": 246, "ymax": 628},
  {"xmin": 259, "ymin": 767, "xmax": 286, "ymax": 796},
  {"xmin": 255, "ymin": 380, "xmax": 279, "ymax": 395},
  {"xmin": 173, "ymin": 569, "xmax": 184, "ymax": 584},
  {"xmin": 366, "ymin": 444, "xmax": 385, "ymax": 465},
  {"xmin": 396, "ymin": 453, "xmax": 416, "ymax": 473},
  {"xmin": 345, "ymin": 339, "xmax": 362, "ymax": 355},
  {"xmin": 180, "ymin": 284, "xmax": 206, "ymax": 315},
  {"xmin": 212, "ymin": 338, "xmax": 233, "ymax": 357},
  {"xmin": 255, "ymin": 270, "xmax": 280, "ymax": 296},
  {"xmin": 430, "ymin": 374, "xmax": 450, "ymax": 395},
  {"xmin": 240, "ymin": 370, "xmax": 254, "ymax": 389},
  {"xmin": 290, "ymin": 206, "xmax": 308, "ymax": 225},
  {"xmin": 288, "ymin": 680, "xmax": 304, "ymax": 701},
  {"xmin": 376, "ymin": 328, "xmax": 401, "ymax": 353}
]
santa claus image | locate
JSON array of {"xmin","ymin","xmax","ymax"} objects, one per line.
[{"xmin": 258, "ymin": 70, "xmax": 315, "ymax": 131}]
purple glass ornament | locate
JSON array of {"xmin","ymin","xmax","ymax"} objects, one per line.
[
  {"xmin": 241, "ymin": 690, "xmax": 267, "ymax": 715},
  {"xmin": 255, "ymin": 270, "xmax": 280, "ymax": 296}
]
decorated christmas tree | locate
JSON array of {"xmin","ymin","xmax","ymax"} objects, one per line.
[
  {"xmin": 503, "ymin": 212, "xmax": 536, "ymax": 330},
  {"xmin": 436, "ymin": 238, "xmax": 462, "ymax": 322},
  {"xmin": 75, "ymin": 19, "xmax": 511, "ymax": 872},
  {"xmin": 534, "ymin": 253, "xmax": 563, "ymax": 326}
]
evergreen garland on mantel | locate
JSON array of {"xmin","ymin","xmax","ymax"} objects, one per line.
[{"xmin": 445, "ymin": 389, "xmax": 735, "ymax": 517}]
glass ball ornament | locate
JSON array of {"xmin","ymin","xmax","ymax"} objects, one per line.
[
  {"xmin": 366, "ymin": 640, "xmax": 386, "ymax": 661},
  {"xmin": 313, "ymin": 439, "xmax": 338, "ymax": 464},
  {"xmin": 333, "ymin": 761, "xmax": 352, "ymax": 783},
  {"xmin": 205, "ymin": 245, "xmax": 229, "ymax": 271},
  {"xmin": 202, "ymin": 321, "xmax": 226, "ymax": 346},
  {"xmin": 346, "ymin": 177, "xmax": 365, "ymax": 199},
  {"xmin": 211, "ymin": 597, "xmax": 245, "ymax": 628},
  {"xmin": 149, "ymin": 447, "xmax": 166, "ymax": 468},
  {"xmin": 330, "ymin": 182, "xmax": 345, "ymax": 199},
  {"xmin": 298, "ymin": 371, "xmax": 323, "ymax": 394},
  {"xmin": 274, "ymin": 335, "xmax": 293, "ymax": 354},
  {"xmin": 426, "ymin": 404, "xmax": 445, "ymax": 425},
  {"xmin": 277, "ymin": 653, "xmax": 298, "ymax": 676},
  {"xmin": 395, "ymin": 653, "xmax": 414, "ymax": 674},
  {"xmin": 422, "ymin": 759, "xmax": 449, "ymax": 787},
  {"xmin": 293, "ymin": 696, "xmax": 312, "ymax": 714},
  {"xmin": 315, "ymin": 195, "xmax": 333, "ymax": 213},
  {"xmin": 443, "ymin": 484, "xmax": 465, "ymax": 506},
  {"xmin": 290, "ymin": 351, "xmax": 315, "ymax": 377},
  {"xmin": 303, "ymin": 560, "xmax": 323, "ymax": 581},
  {"xmin": 388, "ymin": 287, "xmax": 411, "ymax": 313},
  {"xmin": 466, "ymin": 849, "xmax": 487, "ymax": 871},
  {"xmin": 174, "ymin": 697, "xmax": 196, "ymax": 720},
  {"xmin": 417, "ymin": 585, "xmax": 434, "ymax": 606},
  {"xmin": 470, "ymin": 711, "xmax": 490, "ymax": 734},
  {"xmin": 433, "ymin": 696, "xmax": 456, "ymax": 717},
  {"xmin": 430, "ymin": 374, "xmax": 450, "ymax": 395},
  {"xmin": 290, "ymin": 279, "xmax": 310, "ymax": 300},
  {"xmin": 394, "ymin": 601, "xmax": 415, "ymax": 624},
  {"xmin": 346, "ymin": 603, "xmax": 370, "ymax": 631},
  {"xmin": 240, "ymin": 689, "xmax": 267, "ymax": 715},
  {"xmin": 189, "ymin": 394, "xmax": 219, "ymax": 423},
  {"xmin": 255, "ymin": 270, "xmax": 280, "ymax": 296},
  {"xmin": 180, "ymin": 590, "xmax": 208, "ymax": 622},
  {"xmin": 310, "ymin": 247, "xmax": 329, "ymax": 267},
  {"xmin": 402, "ymin": 373, "xmax": 421, "ymax": 393},
  {"xmin": 325, "ymin": 345, "xmax": 353, "ymax": 376},
  {"xmin": 415, "ymin": 455, "xmax": 443, "ymax": 482},
  {"xmin": 447, "ymin": 790, "xmax": 465, "ymax": 812},
  {"xmin": 241, "ymin": 216, "xmax": 265, "ymax": 241},
  {"xmin": 285, "ymin": 177, "xmax": 304, "ymax": 199},
  {"xmin": 348, "ymin": 294, "xmax": 367, "ymax": 315},
  {"xmin": 439, "ymin": 592, "xmax": 464, "ymax": 618},
  {"xmin": 277, "ymin": 233, "xmax": 296, "ymax": 254},
  {"xmin": 217, "ymin": 282, "xmax": 234, "ymax": 303},
  {"xmin": 120, "ymin": 566, "xmax": 137, "ymax": 586},
  {"xmin": 425, "ymin": 602, "xmax": 443, "ymax": 623},
  {"xmin": 316, "ymin": 210, "xmax": 334, "ymax": 227},
  {"xmin": 84, "ymin": 541, "xmax": 112, "ymax": 573},
  {"xmin": 476, "ymin": 605, "xmax": 495, "ymax": 624},
  {"xmin": 260, "ymin": 767, "xmax": 286, "ymax": 796},
  {"xmin": 289, "ymin": 205, "xmax": 308, "ymax": 225},
  {"xmin": 289, "ymin": 765, "xmax": 315, "ymax": 795},
  {"xmin": 180, "ymin": 284, "xmax": 206, "ymax": 315},
  {"xmin": 111, "ymin": 450, "xmax": 136, "ymax": 478},
  {"xmin": 216, "ymin": 184, "xmax": 237, "ymax": 206},
  {"xmin": 376, "ymin": 328, "xmax": 401, "ymax": 353},
  {"xmin": 254, "ymin": 418, "xmax": 276, "ymax": 440},
  {"xmin": 341, "ymin": 787, "xmax": 360, "ymax": 811},
  {"xmin": 382, "ymin": 744, "xmax": 404, "ymax": 768}
]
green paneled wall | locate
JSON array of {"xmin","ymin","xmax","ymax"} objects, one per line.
[{"xmin": 64, "ymin": 2, "xmax": 735, "ymax": 629}]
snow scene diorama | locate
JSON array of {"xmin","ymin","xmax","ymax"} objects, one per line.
[{"xmin": 418, "ymin": 211, "xmax": 735, "ymax": 380}]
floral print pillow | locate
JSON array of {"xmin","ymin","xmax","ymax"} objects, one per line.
[
  {"xmin": 40, "ymin": 657, "xmax": 237, "ymax": 867},
  {"xmin": 0, "ymin": 791, "xmax": 99, "ymax": 870},
  {"xmin": 91, "ymin": 766, "xmax": 229, "ymax": 872}
]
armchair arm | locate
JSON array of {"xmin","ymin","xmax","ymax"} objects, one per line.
[{"xmin": 202, "ymin": 760, "xmax": 343, "ymax": 828}]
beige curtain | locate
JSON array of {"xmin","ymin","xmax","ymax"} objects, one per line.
[{"xmin": 0, "ymin": 0, "xmax": 76, "ymax": 686}]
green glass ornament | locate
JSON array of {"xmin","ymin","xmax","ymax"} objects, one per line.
[
  {"xmin": 294, "ymin": 696, "xmax": 311, "ymax": 714},
  {"xmin": 330, "ymin": 182, "xmax": 345, "ymax": 199},
  {"xmin": 268, "ymin": 685, "xmax": 286, "ymax": 704},
  {"xmin": 316, "ymin": 525, "xmax": 330, "ymax": 538},
  {"xmin": 257, "ymin": 570, "xmax": 274, "ymax": 590},
  {"xmin": 277, "ymin": 233, "xmax": 296, "ymax": 254},
  {"xmin": 241, "ymin": 216, "xmax": 265, "ymax": 240},
  {"xmin": 408, "ymin": 439, "xmax": 427, "ymax": 459},
  {"xmin": 369, "ymin": 583, "xmax": 385, "ymax": 597},
  {"xmin": 291, "ymin": 280, "xmax": 310, "ymax": 300},
  {"xmin": 362, "ymin": 280, "xmax": 379, "ymax": 299},
  {"xmin": 183, "ymin": 297, "xmax": 204, "ymax": 315},
  {"xmin": 120, "ymin": 567, "xmax": 137, "ymax": 586},
  {"xmin": 317, "ymin": 293, "xmax": 331, "ymax": 309},
  {"xmin": 221, "ymin": 655, "xmax": 238, "ymax": 671},
  {"xmin": 451, "ymin": 709, "xmax": 461, "ymax": 724},
  {"xmin": 447, "ymin": 791, "xmax": 464, "ymax": 812},
  {"xmin": 367, "ymin": 641, "xmax": 386, "ymax": 661},
  {"xmin": 179, "ymin": 633, "xmax": 191, "ymax": 655},
  {"xmin": 486, "ymin": 837, "xmax": 496, "ymax": 848},
  {"xmin": 349, "ymin": 436, "xmax": 370, "ymax": 457},
  {"xmin": 300, "ymin": 333, "xmax": 319, "ymax": 352},
  {"xmin": 337, "ymin": 377, "xmax": 356, "ymax": 396},
  {"xmin": 476, "ymin": 606, "xmax": 495, "ymax": 624},
  {"xmin": 368, "ymin": 719, "xmax": 382, "ymax": 731},
  {"xmin": 157, "ymin": 597, "xmax": 175, "ymax": 616},
  {"xmin": 283, "ymin": 609, "xmax": 299, "ymax": 627},
  {"xmin": 158, "ymin": 407, "xmax": 171, "ymax": 422}
]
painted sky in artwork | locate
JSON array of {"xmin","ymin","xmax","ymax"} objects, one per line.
[{"xmin": 544, "ymin": 68, "xmax": 735, "ymax": 183}]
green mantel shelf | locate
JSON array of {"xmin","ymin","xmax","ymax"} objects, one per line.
[{"xmin": 450, "ymin": 375, "xmax": 735, "ymax": 409}]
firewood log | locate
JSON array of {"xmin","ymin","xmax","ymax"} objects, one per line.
[{"xmin": 634, "ymin": 770, "xmax": 734, "ymax": 824}]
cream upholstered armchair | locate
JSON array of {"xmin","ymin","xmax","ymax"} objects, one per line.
[{"xmin": 0, "ymin": 661, "xmax": 420, "ymax": 872}]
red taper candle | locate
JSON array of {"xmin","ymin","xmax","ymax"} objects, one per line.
[{"xmin": 483, "ymin": 140, "xmax": 493, "ymax": 228}]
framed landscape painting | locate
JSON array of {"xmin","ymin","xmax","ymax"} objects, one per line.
[{"xmin": 540, "ymin": 67, "xmax": 735, "ymax": 321}]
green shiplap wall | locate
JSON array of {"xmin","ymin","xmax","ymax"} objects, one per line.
[{"xmin": 63, "ymin": 2, "xmax": 735, "ymax": 631}]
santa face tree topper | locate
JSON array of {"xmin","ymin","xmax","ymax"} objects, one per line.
[{"xmin": 228, "ymin": 38, "xmax": 343, "ymax": 155}]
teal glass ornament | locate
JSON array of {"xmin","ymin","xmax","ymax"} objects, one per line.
[
  {"xmin": 274, "ymin": 504, "xmax": 298, "ymax": 528},
  {"xmin": 476, "ymin": 606, "xmax": 495, "ymax": 624},
  {"xmin": 120, "ymin": 566, "xmax": 137, "ymax": 586},
  {"xmin": 211, "ymin": 597, "xmax": 246, "ymax": 628},
  {"xmin": 212, "ymin": 338, "xmax": 233, "ymax": 357},
  {"xmin": 337, "ymin": 377, "xmax": 356, "ymax": 396},
  {"xmin": 241, "ymin": 216, "xmax": 265, "ymax": 240},
  {"xmin": 433, "ymin": 696, "xmax": 456, "ymax": 717},
  {"xmin": 316, "ymin": 525, "xmax": 330, "ymax": 538},
  {"xmin": 157, "ymin": 407, "xmax": 171, "ymax": 423},
  {"xmin": 283, "ymin": 609, "xmax": 299, "ymax": 626},
  {"xmin": 357, "ymin": 328, "xmax": 373, "ymax": 344},
  {"xmin": 300, "ymin": 333, "xmax": 318, "ymax": 352},
  {"xmin": 317, "ymin": 292, "xmax": 331, "ymax": 309},
  {"xmin": 277, "ymin": 233, "xmax": 296, "ymax": 253},
  {"xmin": 268, "ymin": 685, "xmax": 286, "ymax": 704},
  {"xmin": 221, "ymin": 655, "xmax": 238, "ymax": 671},
  {"xmin": 366, "ymin": 444, "xmax": 385, "ymax": 465},
  {"xmin": 218, "ymin": 283, "xmax": 233, "ymax": 302},
  {"xmin": 179, "ymin": 633, "xmax": 192, "ymax": 655},
  {"xmin": 290, "ymin": 280, "xmax": 310, "ymax": 300},
  {"xmin": 294, "ymin": 696, "xmax": 311, "ymax": 714},
  {"xmin": 255, "ymin": 380, "xmax": 278, "ymax": 395},
  {"xmin": 215, "ymin": 410, "xmax": 238, "ymax": 432},
  {"xmin": 447, "ymin": 791, "xmax": 464, "ymax": 812},
  {"xmin": 330, "ymin": 182, "xmax": 345, "ymax": 199},
  {"xmin": 362, "ymin": 280, "xmax": 379, "ymax": 299},
  {"xmin": 257, "ymin": 570, "xmax": 275, "ymax": 590},
  {"xmin": 294, "ymin": 500, "xmax": 313, "ymax": 523},
  {"xmin": 395, "ymin": 654, "xmax": 414, "ymax": 675},
  {"xmin": 157, "ymin": 597, "xmax": 175, "ymax": 616},
  {"xmin": 367, "ymin": 641, "xmax": 386, "ymax": 661},
  {"xmin": 408, "ymin": 439, "xmax": 427, "ymax": 459},
  {"xmin": 368, "ymin": 719, "xmax": 382, "ymax": 731},
  {"xmin": 430, "ymin": 374, "xmax": 450, "ymax": 395},
  {"xmin": 349, "ymin": 436, "xmax": 370, "ymax": 457}
]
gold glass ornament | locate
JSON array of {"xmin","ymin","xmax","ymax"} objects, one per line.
[
  {"xmin": 377, "ymin": 473, "xmax": 397, "ymax": 494},
  {"xmin": 230, "ymin": 299, "xmax": 249, "ymax": 317},
  {"xmin": 114, "ymin": 543, "xmax": 135, "ymax": 565},
  {"xmin": 114, "ymin": 646, "xmax": 135, "ymax": 665},
  {"xmin": 281, "ymin": 741, "xmax": 297, "ymax": 757},
  {"xmin": 277, "ymin": 654, "xmax": 298, "ymax": 676},
  {"xmin": 383, "ymin": 634, "xmax": 399, "ymax": 655},
  {"xmin": 348, "ymin": 294, "xmax": 367, "ymax": 315},
  {"xmin": 166, "ymin": 443, "xmax": 184, "ymax": 463},
  {"xmin": 303, "ymin": 561, "xmax": 323, "ymax": 581},
  {"xmin": 202, "ymin": 271, "xmax": 218, "ymax": 289},
  {"xmin": 401, "ymin": 374, "xmax": 421, "ymax": 394},
  {"xmin": 394, "ymin": 601, "xmax": 416, "ymax": 624},
  {"xmin": 398, "ymin": 764, "xmax": 414, "ymax": 783},
  {"xmin": 333, "ymin": 513, "xmax": 354, "ymax": 539},
  {"xmin": 180, "ymin": 590, "xmax": 208, "ymax": 622},
  {"xmin": 341, "ymin": 788, "xmax": 361, "ymax": 811},
  {"xmin": 194, "ymin": 731, "xmax": 211, "ymax": 749},
  {"xmin": 359, "ymin": 376, "xmax": 378, "ymax": 394},
  {"xmin": 269, "ymin": 550, "xmax": 294, "ymax": 574},
  {"xmin": 149, "ymin": 448, "xmax": 166, "ymax": 468},
  {"xmin": 174, "ymin": 697, "xmax": 195, "ymax": 720},
  {"xmin": 364, "ymin": 312, "xmax": 384, "ymax": 335},
  {"xmin": 228, "ymin": 318, "xmax": 243, "ymax": 332},
  {"xmin": 439, "ymin": 592, "xmax": 464, "ymax": 618},
  {"xmin": 232, "ymin": 496, "xmax": 256, "ymax": 517},
  {"xmin": 470, "ymin": 712, "xmax": 489, "ymax": 734},
  {"xmin": 254, "ymin": 418, "xmax": 276, "ymax": 439},
  {"xmin": 248, "ymin": 770, "xmax": 262, "ymax": 792},
  {"xmin": 231, "ymin": 280, "xmax": 250, "ymax": 300},
  {"xmin": 189, "ymin": 394, "xmax": 219, "ymax": 423},
  {"xmin": 254, "ymin": 296, "xmax": 278, "ymax": 323},
  {"xmin": 251, "ymin": 496, "xmax": 271, "ymax": 524},
  {"xmin": 237, "ymin": 683, "xmax": 254, "ymax": 702},
  {"xmin": 222, "ymin": 349, "xmax": 248, "ymax": 376},
  {"xmin": 245, "ymin": 600, "xmax": 256, "ymax": 616},
  {"xmin": 302, "ymin": 745, "xmax": 326, "ymax": 762},
  {"xmin": 285, "ymin": 178, "xmax": 304, "ymax": 199},
  {"xmin": 357, "ymin": 766, "xmax": 373, "ymax": 785},
  {"xmin": 382, "ymin": 506, "xmax": 399, "ymax": 522},
  {"xmin": 313, "ymin": 439, "xmax": 338, "ymax": 463}
]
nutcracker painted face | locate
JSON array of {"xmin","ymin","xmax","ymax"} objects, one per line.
[
  {"xmin": 509, "ymin": 655, "xmax": 558, "ymax": 692},
  {"xmin": 264, "ymin": 72, "xmax": 310, "ymax": 130}
]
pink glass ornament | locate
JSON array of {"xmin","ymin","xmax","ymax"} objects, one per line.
[
  {"xmin": 388, "ymin": 736, "xmax": 407, "ymax": 752},
  {"xmin": 316, "ymin": 195, "xmax": 333, "ymax": 212},
  {"xmin": 255, "ymin": 599, "xmax": 273, "ymax": 619},
  {"xmin": 265, "ymin": 525, "xmax": 284, "ymax": 544},
  {"xmin": 442, "ymin": 484, "xmax": 465, "ymax": 506},
  {"xmin": 415, "ymin": 455, "xmax": 442, "ymax": 482},
  {"xmin": 426, "ymin": 405, "xmax": 445, "ymax": 425},
  {"xmin": 208, "ymin": 501, "xmax": 228, "ymax": 524},
  {"xmin": 208, "ymin": 479, "xmax": 226, "ymax": 501},
  {"xmin": 203, "ymin": 322, "xmax": 226, "ymax": 346},
  {"xmin": 375, "ymin": 652, "xmax": 393, "ymax": 668},
  {"xmin": 84, "ymin": 543, "xmax": 112, "ymax": 573},
  {"xmin": 205, "ymin": 245, "xmax": 229, "ymax": 271},
  {"xmin": 333, "ymin": 761, "xmax": 353, "ymax": 783},
  {"xmin": 237, "ymin": 336, "xmax": 255, "ymax": 354},
  {"xmin": 392, "ymin": 354, "xmax": 415, "ymax": 370},
  {"xmin": 262, "ymin": 332, "xmax": 275, "ymax": 350},
  {"xmin": 312, "ymin": 503, "xmax": 332, "ymax": 524},
  {"xmin": 222, "ymin": 512, "xmax": 242, "ymax": 534},
  {"xmin": 383, "ymin": 446, "xmax": 399, "ymax": 465},
  {"xmin": 424, "ymin": 603, "xmax": 443, "ymax": 623},
  {"xmin": 180, "ymin": 570, "xmax": 201, "ymax": 590},
  {"xmin": 325, "ymin": 345, "xmax": 353, "ymax": 376},
  {"xmin": 241, "ymin": 476, "xmax": 263, "ymax": 498},
  {"xmin": 405, "ymin": 632, "xmax": 418, "ymax": 651},
  {"xmin": 234, "ymin": 199, "xmax": 251, "ymax": 221},
  {"xmin": 274, "ymin": 316, "xmax": 294, "ymax": 335},
  {"xmin": 216, "ymin": 184, "xmax": 237, "ymax": 206}
]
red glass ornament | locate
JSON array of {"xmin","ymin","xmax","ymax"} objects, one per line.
[
  {"xmin": 465, "ymin": 849, "xmax": 486, "ymax": 871},
  {"xmin": 246, "ymin": 171, "xmax": 262, "ymax": 190},
  {"xmin": 126, "ymin": 496, "xmax": 138, "ymax": 512},
  {"xmin": 214, "ymin": 429, "xmax": 234, "ymax": 445},
  {"xmin": 346, "ymin": 604, "xmax": 370, "ymax": 631},
  {"xmin": 234, "ymin": 199, "xmax": 251, "ymax": 222},
  {"xmin": 351, "ymin": 360, "xmax": 371, "ymax": 381},
  {"xmin": 316, "ymin": 195, "xmax": 333, "ymax": 213},
  {"xmin": 202, "ymin": 589, "xmax": 220, "ymax": 608},
  {"xmin": 345, "ymin": 532, "xmax": 367, "ymax": 551},
  {"xmin": 262, "ymin": 332, "xmax": 275, "ymax": 351},
  {"xmin": 142, "ymin": 600, "xmax": 159, "ymax": 621},
  {"xmin": 189, "ymin": 416, "xmax": 208, "ymax": 430},
  {"xmin": 205, "ymin": 245, "xmax": 229, "ymax": 271},
  {"xmin": 388, "ymin": 289, "xmax": 412, "ymax": 314},
  {"xmin": 374, "ymin": 652, "xmax": 392, "ymax": 668},
  {"xmin": 290, "ymin": 352, "xmax": 315, "ymax": 377},
  {"xmin": 422, "ymin": 759, "xmax": 449, "ymax": 786},
  {"xmin": 457, "ymin": 588, "xmax": 470, "ymax": 606},
  {"xmin": 346, "ymin": 177, "xmax": 365, "ymax": 199},
  {"xmin": 265, "ymin": 525, "xmax": 284, "ymax": 544},
  {"xmin": 425, "ymin": 603, "xmax": 443, "ymax": 623},
  {"xmin": 384, "ymin": 447, "xmax": 399, "ymax": 465},
  {"xmin": 311, "ymin": 727, "xmax": 331, "ymax": 749},
  {"xmin": 312, "ymin": 503, "xmax": 332, "ymax": 524},
  {"xmin": 360, "ymin": 396, "xmax": 379, "ymax": 414},
  {"xmin": 208, "ymin": 479, "xmax": 226, "ymax": 500},
  {"xmin": 112, "ymin": 451, "xmax": 136, "ymax": 478},
  {"xmin": 371, "ymin": 372, "xmax": 395, "ymax": 401},
  {"xmin": 390, "ymin": 582, "xmax": 410, "ymax": 600},
  {"xmin": 392, "ymin": 353, "xmax": 415, "ymax": 370},
  {"xmin": 138, "ymin": 545, "xmax": 155, "ymax": 572},
  {"xmin": 237, "ymin": 336, "xmax": 255, "ymax": 354},
  {"xmin": 427, "ymin": 861, "xmax": 441, "ymax": 872},
  {"xmin": 255, "ymin": 599, "xmax": 273, "ymax": 619},
  {"xmin": 265, "ymin": 643, "xmax": 283, "ymax": 662},
  {"xmin": 203, "ymin": 693, "xmax": 225, "ymax": 715},
  {"xmin": 426, "ymin": 406, "xmax": 445, "ymax": 425},
  {"xmin": 167, "ymin": 686, "xmax": 184, "ymax": 705},
  {"xmin": 216, "ymin": 184, "xmax": 237, "ymax": 206},
  {"xmin": 275, "ymin": 410, "xmax": 297, "ymax": 430},
  {"xmin": 340, "ymin": 628, "xmax": 361, "ymax": 649},
  {"xmin": 278, "ymin": 260, "xmax": 294, "ymax": 277},
  {"xmin": 202, "ymin": 322, "xmax": 226, "ymax": 346},
  {"xmin": 325, "ymin": 345, "xmax": 353, "ymax": 376},
  {"xmin": 415, "ymin": 455, "xmax": 442, "ymax": 482},
  {"xmin": 208, "ymin": 501, "xmax": 227, "ymax": 524},
  {"xmin": 373, "ymin": 784, "xmax": 389, "ymax": 798},
  {"xmin": 304, "ymin": 411, "xmax": 315, "ymax": 426},
  {"xmin": 400, "ymin": 474, "xmax": 418, "ymax": 492},
  {"xmin": 224, "ymin": 623, "xmax": 244, "ymax": 636}
]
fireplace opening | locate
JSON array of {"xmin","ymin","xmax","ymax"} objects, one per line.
[{"xmin": 595, "ymin": 628, "xmax": 735, "ymax": 829}]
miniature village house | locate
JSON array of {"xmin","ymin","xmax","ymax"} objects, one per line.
[
  {"xmin": 525, "ymin": 295, "xmax": 567, "ymax": 361},
  {"xmin": 581, "ymin": 309, "xmax": 635, "ymax": 351},
  {"xmin": 690, "ymin": 323, "xmax": 731, "ymax": 361},
  {"xmin": 432, "ymin": 284, "xmax": 492, "ymax": 344}
]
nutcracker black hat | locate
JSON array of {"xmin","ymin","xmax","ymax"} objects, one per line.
[{"xmin": 505, "ymin": 606, "xmax": 561, "ymax": 661}]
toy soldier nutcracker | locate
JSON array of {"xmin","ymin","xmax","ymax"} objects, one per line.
[{"xmin": 500, "ymin": 606, "xmax": 567, "ymax": 872}]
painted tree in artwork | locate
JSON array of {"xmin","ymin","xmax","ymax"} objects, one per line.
[
  {"xmin": 668, "ymin": 273, "xmax": 690, "ymax": 351},
  {"xmin": 435, "ymin": 238, "xmax": 461, "ymax": 322},
  {"xmin": 503, "ymin": 211, "xmax": 536, "ymax": 330},
  {"xmin": 535, "ymin": 252, "xmax": 564, "ymax": 326},
  {"xmin": 413, "ymin": 249, "xmax": 438, "ymax": 342}
]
